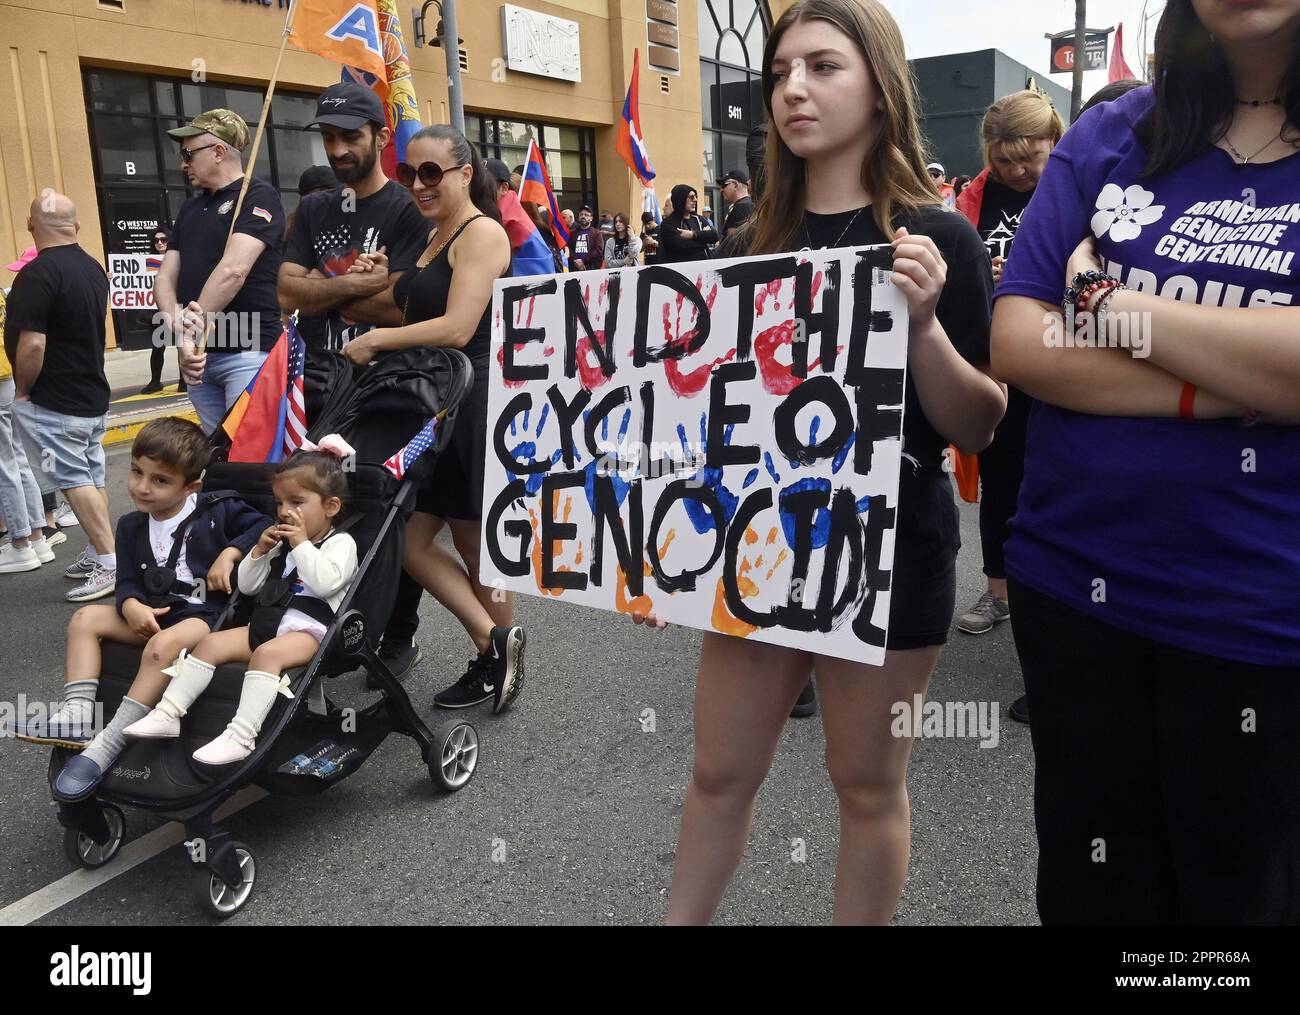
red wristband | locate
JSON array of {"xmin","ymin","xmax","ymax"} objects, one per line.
[{"xmin": 1179, "ymin": 382, "xmax": 1197, "ymax": 420}]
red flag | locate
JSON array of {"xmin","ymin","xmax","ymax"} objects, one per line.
[{"xmin": 1110, "ymin": 23, "xmax": 1138, "ymax": 83}]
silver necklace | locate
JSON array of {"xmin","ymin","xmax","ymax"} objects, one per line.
[
  {"xmin": 1224, "ymin": 127, "xmax": 1285, "ymax": 164},
  {"xmin": 802, "ymin": 205, "xmax": 868, "ymax": 249}
]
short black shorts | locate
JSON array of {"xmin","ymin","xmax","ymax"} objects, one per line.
[
  {"xmin": 415, "ymin": 355, "xmax": 489, "ymax": 521},
  {"xmin": 156, "ymin": 600, "xmax": 221, "ymax": 630}
]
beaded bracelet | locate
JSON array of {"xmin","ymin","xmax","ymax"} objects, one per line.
[{"xmin": 1062, "ymin": 270, "xmax": 1120, "ymax": 317}]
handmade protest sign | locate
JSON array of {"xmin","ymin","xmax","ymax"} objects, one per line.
[{"xmin": 480, "ymin": 246, "xmax": 908, "ymax": 664}]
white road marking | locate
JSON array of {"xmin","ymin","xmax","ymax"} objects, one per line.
[{"xmin": 0, "ymin": 787, "xmax": 268, "ymax": 926}]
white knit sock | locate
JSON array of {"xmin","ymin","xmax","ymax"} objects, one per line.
[
  {"xmin": 228, "ymin": 670, "xmax": 291, "ymax": 742},
  {"xmin": 157, "ymin": 652, "xmax": 217, "ymax": 719}
]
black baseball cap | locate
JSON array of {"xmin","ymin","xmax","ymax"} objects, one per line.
[
  {"xmin": 298, "ymin": 165, "xmax": 338, "ymax": 195},
  {"xmin": 305, "ymin": 82, "xmax": 385, "ymax": 131},
  {"xmin": 483, "ymin": 159, "xmax": 512, "ymax": 185},
  {"xmin": 579, "ymin": 204, "xmax": 593, "ymax": 213},
  {"xmin": 721, "ymin": 168, "xmax": 750, "ymax": 186}
]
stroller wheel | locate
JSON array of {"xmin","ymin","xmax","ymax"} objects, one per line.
[
  {"xmin": 199, "ymin": 842, "xmax": 256, "ymax": 918},
  {"xmin": 63, "ymin": 804, "xmax": 125, "ymax": 869},
  {"xmin": 428, "ymin": 718, "xmax": 479, "ymax": 792}
]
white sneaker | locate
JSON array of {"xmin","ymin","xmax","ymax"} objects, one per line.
[
  {"xmin": 193, "ymin": 728, "xmax": 255, "ymax": 765},
  {"xmin": 31, "ymin": 538, "xmax": 55, "ymax": 564},
  {"xmin": 123, "ymin": 708, "xmax": 180, "ymax": 739},
  {"xmin": 65, "ymin": 563, "xmax": 116, "ymax": 602},
  {"xmin": 0, "ymin": 543, "xmax": 41, "ymax": 573},
  {"xmin": 53, "ymin": 503, "xmax": 80, "ymax": 528}
]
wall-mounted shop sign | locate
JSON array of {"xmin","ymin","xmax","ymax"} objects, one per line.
[{"xmin": 502, "ymin": 4, "xmax": 582, "ymax": 83}]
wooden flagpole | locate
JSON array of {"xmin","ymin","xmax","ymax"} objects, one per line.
[{"xmin": 198, "ymin": 0, "xmax": 298, "ymax": 353}]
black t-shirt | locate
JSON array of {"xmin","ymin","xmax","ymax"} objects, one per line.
[
  {"xmin": 172, "ymin": 176, "xmax": 285, "ymax": 353},
  {"xmin": 975, "ymin": 176, "xmax": 1033, "ymax": 262},
  {"xmin": 3, "ymin": 244, "xmax": 110, "ymax": 417},
  {"xmin": 721, "ymin": 196, "xmax": 754, "ymax": 240},
  {"xmin": 283, "ymin": 181, "xmax": 428, "ymax": 350},
  {"xmin": 731, "ymin": 202, "xmax": 993, "ymax": 561}
]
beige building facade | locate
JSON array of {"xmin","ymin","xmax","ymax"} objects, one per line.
[{"xmin": 2, "ymin": 0, "xmax": 780, "ymax": 342}]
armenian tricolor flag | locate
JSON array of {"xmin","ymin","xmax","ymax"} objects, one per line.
[{"xmin": 223, "ymin": 319, "xmax": 308, "ymax": 463}]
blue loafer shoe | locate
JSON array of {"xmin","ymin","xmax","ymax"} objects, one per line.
[{"xmin": 53, "ymin": 754, "xmax": 106, "ymax": 803}]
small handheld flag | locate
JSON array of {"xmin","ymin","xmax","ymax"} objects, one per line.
[
  {"xmin": 383, "ymin": 417, "xmax": 439, "ymax": 480},
  {"xmin": 224, "ymin": 318, "xmax": 308, "ymax": 464}
]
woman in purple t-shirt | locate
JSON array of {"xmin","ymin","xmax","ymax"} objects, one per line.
[{"xmin": 992, "ymin": 0, "xmax": 1300, "ymax": 924}]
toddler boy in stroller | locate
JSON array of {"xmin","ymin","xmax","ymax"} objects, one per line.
[{"xmin": 11, "ymin": 417, "xmax": 271, "ymax": 800}]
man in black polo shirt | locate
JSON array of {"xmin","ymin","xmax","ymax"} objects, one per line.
[
  {"xmin": 279, "ymin": 82, "xmax": 427, "ymax": 352},
  {"xmin": 158, "ymin": 109, "xmax": 285, "ymax": 433}
]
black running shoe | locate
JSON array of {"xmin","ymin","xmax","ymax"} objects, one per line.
[
  {"xmin": 367, "ymin": 641, "xmax": 422, "ymax": 688},
  {"xmin": 482, "ymin": 625, "xmax": 525, "ymax": 714},
  {"xmin": 790, "ymin": 679, "xmax": 818, "ymax": 718},
  {"xmin": 1009, "ymin": 695, "xmax": 1030, "ymax": 724},
  {"xmin": 433, "ymin": 657, "xmax": 493, "ymax": 709}
]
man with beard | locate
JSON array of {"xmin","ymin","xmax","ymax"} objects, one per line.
[
  {"xmin": 278, "ymin": 83, "xmax": 428, "ymax": 351},
  {"xmin": 568, "ymin": 206, "xmax": 605, "ymax": 271},
  {"xmin": 278, "ymin": 82, "xmax": 430, "ymax": 681}
]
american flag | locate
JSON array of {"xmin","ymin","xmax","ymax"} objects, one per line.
[
  {"xmin": 282, "ymin": 321, "xmax": 308, "ymax": 460},
  {"xmin": 383, "ymin": 417, "xmax": 438, "ymax": 480}
]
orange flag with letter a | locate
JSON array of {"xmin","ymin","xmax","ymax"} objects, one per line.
[{"xmin": 289, "ymin": 0, "xmax": 386, "ymax": 83}]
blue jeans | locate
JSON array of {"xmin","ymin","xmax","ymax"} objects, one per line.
[
  {"xmin": 188, "ymin": 351, "xmax": 269, "ymax": 434},
  {"xmin": 0, "ymin": 379, "xmax": 46, "ymax": 539}
]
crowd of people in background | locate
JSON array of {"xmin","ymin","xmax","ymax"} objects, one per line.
[{"xmin": 3, "ymin": 0, "xmax": 1297, "ymax": 928}]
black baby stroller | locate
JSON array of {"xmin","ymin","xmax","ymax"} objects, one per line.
[{"xmin": 47, "ymin": 346, "xmax": 477, "ymax": 918}]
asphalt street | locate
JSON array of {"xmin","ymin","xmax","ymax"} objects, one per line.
[{"xmin": 0, "ymin": 441, "xmax": 1036, "ymax": 925}]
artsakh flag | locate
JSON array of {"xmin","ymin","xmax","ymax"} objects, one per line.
[
  {"xmin": 289, "ymin": 0, "xmax": 386, "ymax": 88},
  {"xmin": 224, "ymin": 320, "xmax": 308, "ymax": 463},
  {"xmin": 341, "ymin": 0, "xmax": 422, "ymax": 180},
  {"xmin": 615, "ymin": 51, "xmax": 656, "ymax": 186},
  {"xmin": 520, "ymin": 139, "xmax": 569, "ymax": 251}
]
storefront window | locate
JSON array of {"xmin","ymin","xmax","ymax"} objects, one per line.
[
  {"xmin": 467, "ymin": 112, "xmax": 597, "ymax": 214},
  {"xmin": 700, "ymin": 0, "xmax": 771, "ymax": 221},
  {"xmin": 82, "ymin": 68, "xmax": 327, "ymax": 348}
]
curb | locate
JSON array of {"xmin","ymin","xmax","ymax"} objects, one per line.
[{"xmin": 102, "ymin": 405, "xmax": 199, "ymax": 448}]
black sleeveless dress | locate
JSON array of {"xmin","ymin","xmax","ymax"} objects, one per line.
[{"xmin": 392, "ymin": 215, "xmax": 502, "ymax": 519}]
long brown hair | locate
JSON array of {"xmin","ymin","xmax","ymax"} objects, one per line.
[{"xmin": 748, "ymin": 0, "xmax": 940, "ymax": 254}]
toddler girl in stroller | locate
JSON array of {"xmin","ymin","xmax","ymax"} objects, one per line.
[{"xmin": 124, "ymin": 438, "xmax": 360, "ymax": 765}]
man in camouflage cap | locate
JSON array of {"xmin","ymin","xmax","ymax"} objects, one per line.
[
  {"xmin": 165, "ymin": 108, "xmax": 251, "ymax": 151},
  {"xmin": 156, "ymin": 109, "xmax": 285, "ymax": 432}
]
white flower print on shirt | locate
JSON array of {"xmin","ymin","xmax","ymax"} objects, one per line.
[{"xmin": 1091, "ymin": 183, "xmax": 1166, "ymax": 242}]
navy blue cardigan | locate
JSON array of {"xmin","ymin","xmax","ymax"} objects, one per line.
[{"xmin": 114, "ymin": 491, "xmax": 272, "ymax": 614}]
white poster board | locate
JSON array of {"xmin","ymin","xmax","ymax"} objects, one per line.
[
  {"xmin": 107, "ymin": 253, "xmax": 158, "ymax": 311},
  {"xmin": 480, "ymin": 247, "xmax": 908, "ymax": 664}
]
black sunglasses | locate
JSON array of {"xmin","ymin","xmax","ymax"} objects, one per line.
[
  {"xmin": 396, "ymin": 160, "xmax": 468, "ymax": 188},
  {"xmin": 180, "ymin": 142, "xmax": 220, "ymax": 163}
]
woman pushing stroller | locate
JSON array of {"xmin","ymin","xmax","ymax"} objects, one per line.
[{"xmin": 123, "ymin": 438, "xmax": 359, "ymax": 765}]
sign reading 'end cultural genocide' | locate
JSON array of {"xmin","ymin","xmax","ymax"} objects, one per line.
[{"xmin": 481, "ymin": 247, "xmax": 909, "ymax": 665}]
